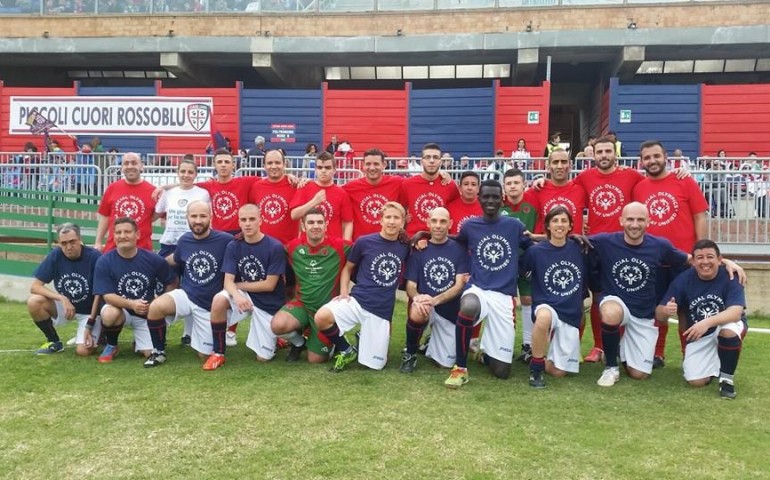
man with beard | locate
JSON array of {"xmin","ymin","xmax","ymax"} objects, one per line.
[{"xmin": 248, "ymin": 150, "xmax": 299, "ymax": 245}]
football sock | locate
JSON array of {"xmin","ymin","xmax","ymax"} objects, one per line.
[
  {"xmin": 455, "ymin": 313, "xmax": 476, "ymax": 369},
  {"xmin": 227, "ymin": 323, "xmax": 238, "ymax": 334},
  {"xmin": 280, "ymin": 330, "xmax": 306, "ymax": 347},
  {"xmin": 718, "ymin": 335, "xmax": 741, "ymax": 377},
  {"xmin": 321, "ymin": 324, "xmax": 350, "ymax": 353},
  {"xmin": 211, "ymin": 322, "xmax": 227, "ymax": 355},
  {"xmin": 146, "ymin": 318, "xmax": 167, "ymax": 351},
  {"xmin": 103, "ymin": 324, "xmax": 123, "ymax": 346},
  {"xmin": 183, "ymin": 317, "xmax": 193, "ymax": 337},
  {"xmin": 471, "ymin": 323, "xmax": 482, "ymax": 341},
  {"xmin": 521, "ymin": 304, "xmax": 533, "ymax": 346},
  {"xmin": 35, "ymin": 318, "xmax": 60, "ymax": 343},
  {"xmin": 655, "ymin": 320, "xmax": 669, "ymax": 358},
  {"xmin": 530, "ymin": 356, "xmax": 545, "ymax": 373},
  {"xmin": 405, "ymin": 318, "xmax": 426, "ymax": 355},
  {"xmin": 601, "ymin": 324, "xmax": 621, "ymax": 368},
  {"xmin": 590, "ymin": 300, "xmax": 603, "ymax": 350}
]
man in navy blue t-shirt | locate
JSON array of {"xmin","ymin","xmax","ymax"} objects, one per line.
[
  {"xmin": 28, "ymin": 223, "xmax": 102, "ymax": 357},
  {"xmin": 315, "ymin": 201, "xmax": 410, "ymax": 372}
]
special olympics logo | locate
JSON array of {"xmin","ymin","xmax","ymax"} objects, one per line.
[
  {"xmin": 414, "ymin": 192, "xmax": 444, "ymax": 223},
  {"xmin": 645, "ymin": 192, "xmax": 679, "ymax": 227},
  {"xmin": 317, "ymin": 200, "xmax": 335, "ymax": 223},
  {"xmin": 423, "ymin": 257, "xmax": 456, "ymax": 293},
  {"xmin": 543, "ymin": 197, "xmax": 577, "ymax": 219},
  {"xmin": 690, "ymin": 294, "xmax": 725, "ymax": 323},
  {"xmin": 544, "ymin": 261, "xmax": 581, "ymax": 297},
  {"xmin": 187, "ymin": 250, "xmax": 218, "ymax": 285},
  {"xmin": 475, "ymin": 235, "xmax": 512, "ymax": 271},
  {"xmin": 360, "ymin": 194, "xmax": 388, "ymax": 225},
  {"xmin": 370, "ymin": 252, "xmax": 402, "ymax": 287},
  {"xmin": 237, "ymin": 255, "xmax": 266, "ymax": 282},
  {"xmin": 590, "ymin": 185, "xmax": 624, "ymax": 218},
  {"xmin": 456, "ymin": 215, "xmax": 477, "ymax": 233},
  {"xmin": 611, "ymin": 258, "xmax": 650, "ymax": 292},
  {"xmin": 259, "ymin": 194, "xmax": 288, "ymax": 225},
  {"xmin": 117, "ymin": 271, "xmax": 150, "ymax": 299},
  {"xmin": 212, "ymin": 190, "xmax": 239, "ymax": 221},
  {"xmin": 115, "ymin": 195, "xmax": 146, "ymax": 220},
  {"xmin": 57, "ymin": 273, "xmax": 89, "ymax": 304}
]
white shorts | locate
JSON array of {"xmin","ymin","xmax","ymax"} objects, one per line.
[
  {"xmin": 683, "ymin": 321, "xmax": 746, "ymax": 381},
  {"xmin": 464, "ymin": 285, "xmax": 516, "ymax": 364},
  {"xmin": 322, "ymin": 296, "xmax": 390, "ymax": 370},
  {"xmin": 425, "ymin": 310, "xmax": 456, "ymax": 369},
  {"xmin": 99, "ymin": 305, "xmax": 152, "ymax": 352},
  {"xmin": 217, "ymin": 290, "xmax": 276, "ymax": 360},
  {"xmin": 601, "ymin": 295, "xmax": 657, "ymax": 374},
  {"xmin": 53, "ymin": 300, "xmax": 102, "ymax": 346},
  {"xmin": 167, "ymin": 289, "xmax": 229, "ymax": 356},
  {"xmin": 535, "ymin": 304, "xmax": 581, "ymax": 374}
]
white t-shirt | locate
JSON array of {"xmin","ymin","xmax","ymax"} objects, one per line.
[{"xmin": 155, "ymin": 186, "xmax": 211, "ymax": 245}]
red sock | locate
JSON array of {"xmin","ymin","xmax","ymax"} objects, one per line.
[
  {"xmin": 655, "ymin": 321, "xmax": 668, "ymax": 358},
  {"xmin": 590, "ymin": 299, "xmax": 603, "ymax": 350},
  {"xmin": 472, "ymin": 323, "xmax": 482, "ymax": 339},
  {"xmin": 227, "ymin": 324, "xmax": 237, "ymax": 334}
]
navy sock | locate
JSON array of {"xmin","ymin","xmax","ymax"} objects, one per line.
[
  {"xmin": 35, "ymin": 318, "xmax": 60, "ymax": 343},
  {"xmin": 530, "ymin": 356, "xmax": 545, "ymax": 373},
  {"xmin": 146, "ymin": 318, "xmax": 167, "ymax": 351},
  {"xmin": 103, "ymin": 325, "xmax": 122, "ymax": 346},
  {"xmin": 212, "ymin": 322, "xmax": 227, "ymax": 355},
  {"xmin": 601, "ymin": 324, "xmax": 621, "ymax": 367},
  {"xmin": 718, "ymin": 335, "xmax": 741, "ymax": 377},
  {"xmin": 405, "ymin": 319, "xmax": 426, "ymax": 355},
  {"xmin": 455, "ymin": 313, "xmax": 476, "ymax": 369},
  {"xmin": 320, "ymin": 324, "xmax": 350, "ymax": 353}
]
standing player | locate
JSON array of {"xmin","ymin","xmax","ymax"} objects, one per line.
[
  {"xmin": 521, "ymin": 207, "xmax": 587, "ymax": 389},
  {"xmin": 446, "ymin": 171, "xmax": 482, "ymax": 235},
  {"xmin": 94, "ymin": 152, "xmax": 157, "ymax": 252},
  {"xmin": 400, "ymin": 207, "xmax": 468, "ymax": 373},
  {"xmin": 248, "ymin": 149, "xmax": 300, "ymax": 245},
  {"xmin": 445, "ymin": 180, "xmax": 533, "ymax": 388},
  {"xmin": 314, "ymin": 202, "xmax": 410, "ymax": 372},
  {"xmin": 290, "ymin": 151, "xmax": 354, "ymax": 241},
  {"xmin": 531, "ymin": 149, "xmax": 586, "ymax": 237},
  {"xmin": 204, "ymin": 204, "xmax": 286, "ymax": 370},
  {"xmin": 656, "ymin": 240, "xmax": 746, "ymax": 399},
  {"xmin": 144, "ymin": 201, "xmax": 233, "ymax": 367},
  {"xmin": 271, "ymin": 208, "xmax": 352, "ymax": 363},
  {"xmin": 93, "ymin": 217, "xmax": 177, "ymax": 363},
  {"xmin": 400, "ymin": 143, "xmax": 460, "ymax": 237},
  {"xmin": 633, "ymin": 140, "xmax": 708, "ymax": 367},
  {"xmin": 27, "ymin": 223, "xmax": 102, "ymax": 356},
  {"xmin": 197, "ymin": 149, "xmax": 259, "ymax": 234}
]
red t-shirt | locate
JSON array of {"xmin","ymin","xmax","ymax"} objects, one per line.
[
  {"xmin": 290, "ymin": 182, "xmax": 354, "ymax": 239},
  {"xmin": 98, "ymin": 179, "xmax": 157, "ymax": 251},
  {"xmin": 342, "ymin": 175, "xmax": 404, "ymax": 240},
  {"xmin": 574, "ymin": 168, "xmax": 643, "ymax": 234},
  {"xmin": 198, "ymin": 176, "xmax": 258, "ymax": 232},
  {"xmin": 447, "ymin": 197, "xmax": 482, "ymax": 235},
  {"xmin": 532, "ymin": 181, "xmax": 587, "ymax": 234},
  {"xmin": 399, "ymin": 175, "xmax": 460, "ymax": 236},
  {"xmin": 249, "ymin": 176, "xmax": 298, "ymax": 244},
  {"xmin": 632, "ymin": 174, "xmax": 709, "ymax": 252}
]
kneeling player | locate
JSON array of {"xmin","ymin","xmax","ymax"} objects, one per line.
[
  {"xmin": 521, "ymin": 206, "xmax": 587, "ymax": 388},
  {"xmin": 656, "ymin": 239, "xmax": 747, "ymax": 399}
]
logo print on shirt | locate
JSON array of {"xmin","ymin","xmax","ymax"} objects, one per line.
[
  {"xmin": 543, "ymin": 197, "xmax": 577, "ymax": 219},
  {"xmin": 259, "ymin": 194, "xmax": 288, "ymax": 225},
  {"xmin": 456, "ymin": 215, "xmax": 475, "ymax": 233},
  {"xmin": 317, "ymin": 200, "xmax": 335, "ymax": 223},
  {"xmin": 57, "ymin": 273, "xmax": 89, "ymax": 304},
  {"xmin": 646, "ymin": 192, "xmax": 679, "ymax": 227},
  {"xmin": 360, "ymin": 193, "xmax": 388, "ymax": 225},
  {"xmin": 177, "ymin": 198, "xmax": 189, "ymax": 209},
  {"xmin": 237, "ymin": 255, "xmax": 266, "ymax": 281},
  {"xmin": 187, "ymin": 250, "xmax": 218, "ymax": 284},
  {"xmin": 590, "ymin": 185, "xmax": 624, "ymax": 218},
  {"xmin": 476, "ymin": 235, "xmax": 512, "ymax": 271},
  {"xmin": 370, "ymin": 252, "xmax": 402, "ymax": 287},
  {"xmin": 690, "ymin": 294, "xmax": 725, "ymax": 323},
  {"xmin": 414, "ymin": 192, "xmax": 444, "ymax": 223},
  {"xmin": 611, "ymin": 258, "xmax": 650, "ymax": 293},
  {"xmin": 212, "ymin": 190, "xmax": 239, "ymax": 221},
  {"xmin": 117, "ymin": 271, "xmax": 151, "ymax": 299},
  {"xmin": 115, "ymin": 195, "xmax": 146, "ymax": 220},
  {"xmin": 423, "ymin": 256, "xmax": 456, "ymax": 293},
  {"xmin": 544, "ymin": 261, "xmax": 581, "ymax": 297}
]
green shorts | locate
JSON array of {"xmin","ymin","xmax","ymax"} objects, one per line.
[
  {"xmin": 280, "ymin": 301, "xmax": 332, "ymax": 357},
  {"xmin": 517, "ymin": 277, "xmax": 532, "ymax": 297}
]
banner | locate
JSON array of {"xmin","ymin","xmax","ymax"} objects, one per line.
[
  {"xmin": 9, "ymin": 96, "xmax": 214, "ymax": 136},
  {"xmin": 270, "ymin": 123, "xmax": 296, "ymax": 143}
]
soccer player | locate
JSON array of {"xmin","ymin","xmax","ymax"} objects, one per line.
[
  {"xmin": 93, "ymin": 217, "xmax": 177, "ymax": 363},
  {"xmin": 204, "ymin": 204, "xmax": 286, "ymax": 370},
  {"xmin": 446, "ymin": 171, "xmax": 482, "ymax": 235},
  {"xmin": 445, "ymin": 180, "xmax": 533, "ymax": 388},
  {"xmin": 271, "ymin": 208, "xmax": 352, "ymax": 363},
  {"xmin": 27, "ymin": 223, "xmax": 102, "ymax": 356},
  {"xmin": 400, "ymin": 207, "xmax": 468, "ymax": 373},
  {"xmin": 94, "ymin": 152, "xmax": 158, "ymax": 252},
  {"xmin": 198, "ymin": 149, "xmax": 259, "ymax": 234},
  {"xmin": 521, "ymin": 207, "xmax": 587, "ymax": 389},
  {"xmin": 530, "ymin": 149, "xmax": 586, "ymax": 236},
  {"xmin": 144, "ymin": 200, "xmax": 233, "ymax": 367},
  {"xmin": 290, "ymin": 151, "xmax": 354, "ymax": 241},
  {"xmin": 634, "ymin": 140, "xmax": 709, "ymax": 367},
  {"xmin": 248, "ymin": 149, "xmax": 299, "ymax": 245},
  {"xmin": 400, "ymin": 143, "xmax": 460, "ymax": 236},
  {"xmin": 656, "ymin": 240, "xmax": 746, "ymax": 399},
  {"xmin": 314, "ymin": 202, "xmax": 410, "ymax": 372}
]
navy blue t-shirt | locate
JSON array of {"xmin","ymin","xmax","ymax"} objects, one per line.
[
  {"xmin": 34, "ymin": 246, "xmax": 101, "ymax": 315},
  {"xmin": 222, "ymin": 235, "xmax": 286, "ymax": 315},
  {"xmin": 174, "ymin": 230, "xmax": 233, "ymax": 311},
  {"xmin": 404, "ymin": 239, "xmax": 469, "ymax": 320},
  {"xmin": 660, "ymin": 266, "xmax": 746, "ymax": 338},
  {"xmin": 590, "ymin": 232, "xmax": 688, "ymax": 318},
  {"xmin": 349, "ymin": 233, "xmax": 410, "ymax": 321},
  {"xmin": 455, "ymin": 215, "xmax": 532, "ymax": 296},
  {"xmin": 94, "ymin": 249, "xmax": 176, "ymax": 318},
  {"xmin": 521, "ymin": 240, "xmax": 587, "ymax": 328}
]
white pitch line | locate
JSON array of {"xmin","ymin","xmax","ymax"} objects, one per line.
[{"xmin": 0, "ymin": 349, "xmax": 37, "ymax": 353}]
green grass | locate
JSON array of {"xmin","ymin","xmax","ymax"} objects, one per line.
[{"xmin": 1, "ymin": 301, "xmax": 769, "ymax": 479}]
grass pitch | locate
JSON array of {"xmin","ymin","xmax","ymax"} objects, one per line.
[{"xmin": 1, "ymin": 301, "xmax": 769, "ymax": 479}]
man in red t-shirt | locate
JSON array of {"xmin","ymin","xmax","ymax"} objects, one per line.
[
  {"xmin": 249, "ymin": 150, "xmax": 299, "ymax": 244},
  {"xmin": 447, "ymin": 171, "xmax": 481, "ymax": 235},
  {"xmin": 530, "ymin": 149, "xmax": 587, "ymax": 235},
  {"xmin": 635, "ymin": 140, "xmax": 709, "ymax": 366},
  {"xmin": 290, "ymin": 152, "xmax": 353, "ymax": 240},
  {"xmin": 197, "ymin": 149, "xmax": 260, "ymax": 234},
  {"xmin": 400, "ymin": 143, "xmax": 460, "ymax": 236},
  {"xmin": 342, "ymin": 148, "xmax": 404, "ymax": 240},
  {"xmin": 95, "ymin": 152, "xmax": 158, "ymax": 252}
]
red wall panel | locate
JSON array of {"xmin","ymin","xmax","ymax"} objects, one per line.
[
  {"xmin": 0, "ymin": 83, "xmax": 78, "ymax": 153},
  {"xmin": 322, "ymin": 84, "xmax": 408, "ymax": 157},
  {"xmin": 701, "ymin": 84, "xmax": 770, "ymax": 156},
  {"xmin": 493, "ymin": 81, "xmax": 550, "ymax": 157},
  {"xmin": 155, "ymin": 82, "xmax": 240, "ymax": 155}
]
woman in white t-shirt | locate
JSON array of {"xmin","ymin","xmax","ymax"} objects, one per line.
[{"xmin": 511, "ymin": 137, "xmax": 531, "ymax": 171}]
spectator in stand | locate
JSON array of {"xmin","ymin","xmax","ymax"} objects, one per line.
[
  {"xmin": 303, "ymin": 143, "xmax": 318, "ymax": 178},
  {"xmin": 247, "ymin": 136, "xmax": 267, "ymax": 172},
  {"xmin": 543, "ymin": 131, "xmax": 561, "ymax": 157},
  {"xmin": 606, "ymin": 131, "xmax": 626, "ymax": 158},
  {"xmin": 335, "ymin": 141, "xmax": 358, "ymax": 180},
  {"xmin": 20, "ymin": 142, "xmax": 40, "ymax": 192},
  {"xmin": 511, "ymin": 138, "xmax": 530, "ymax": 171},
  {"xmin": 91, "ymin": 137, "xmax": 104, "ymax": 153},
  {"xmin": 459, "ymin": 155, "xmax": 472, "ymax": 171},
  {"xmin": 441, "ymin": 153, "xmax": 454, "ymax": 171},
  {"xmin": 75, "ymin": 143, "xmax": 97, "ymax": 201},
  {"xmin": 325, "ymin": 134, "xmax": 339, "ymax": 154}
]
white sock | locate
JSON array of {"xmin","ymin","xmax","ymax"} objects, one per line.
[
  {"xmin": 280, "ymin": 330, "xmax": 305, "ymax": 347},
  {"xmin": 521, "ymin": 304, "xmax": 533, "ymax": 346},
  {"xmin": 183, "ymin": 317, "xmax": 192, "ymax": 337}
]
